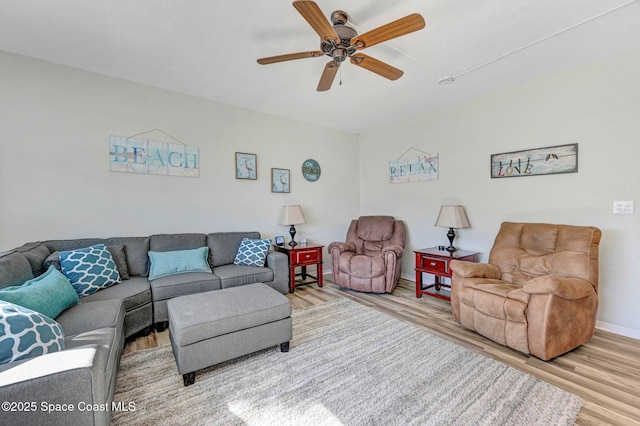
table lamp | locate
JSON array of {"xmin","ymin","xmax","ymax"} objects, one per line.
[
  {"xmin": 434, "ymin": 205, "xmax": 470, "ymax": 252},
  {"xmin": 279, "ymin": 205, "xmax": 306, "ymax": 246}
]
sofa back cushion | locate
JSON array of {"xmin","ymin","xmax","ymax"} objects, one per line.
[
  {"xmin": 207, "ymin": 232, "xmax": 261, "ymax": 267},
  {"xmin": 13, "ymin": 242, "xmax": 51, "ymax": 277},
  {"xmin": 0, "ymin": 252, "xmax": 34, "ymax": 289},
  {"xmin": 106, "ymin": 237, "xmax": 150, "ymax": 277},
  {"xmin": 149, "ymin": 233, "xmax": 207, "ymax": 252},
  {"xmin": 489, "ymin": 222, "xmax": 602, "ymax": 289}
]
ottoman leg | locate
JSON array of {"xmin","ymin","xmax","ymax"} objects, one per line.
[
  {"xmin": 183, "ymin": 372, "xmax": 196, "ymax": 387},
  {"xmin": 280, "ymin": 341, "xmax": 290, "ymax": 352}
]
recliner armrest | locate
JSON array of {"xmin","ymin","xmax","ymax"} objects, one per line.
[
  {"xmin": 328, "ymin": 242, "xmax": 356, "ymax": 254},
  {"xmin": 450, "ymin": 260, "xmax": 501, "ymax": 279},
  {"xmin": 523, "ymin": 276, "xmax": 596, "ymax": 300},
  {"xmin": 381, "ymin": 244, "xmax": 403, "ymax": 258}
]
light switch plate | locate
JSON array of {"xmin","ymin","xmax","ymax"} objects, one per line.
[{"xmin": 613, "ymin": 200, "xmax": 635, "ymax": 215}]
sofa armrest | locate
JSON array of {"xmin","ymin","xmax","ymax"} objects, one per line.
[
  {"xmin": 0, "ymin": 346, "xmax": 111, "ymax": 425},
  {"xmin": 523, "ymin": 276, "xmax": 596, "ymax": 300},
  {"xmin": 381, "ymin": 244, "xmax": 403, "ymax": 258},
  {"xmin": 265, "ymin": 250, "xmax": 289, "ymax": 294},
  {"xmin": 328, "ymin": 242, "xmax": 356, "ymax": 254},
  {"xmin": 449, "ymin": 260, "xmax": 501, "ymax": 279}
]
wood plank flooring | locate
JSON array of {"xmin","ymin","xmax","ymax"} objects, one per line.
[{"xmin": 124, "ymin": 277, "xmax": 640, "ymax": 425}]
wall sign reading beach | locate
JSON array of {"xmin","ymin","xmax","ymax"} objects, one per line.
[
  {"xmin": 109, "ymin": 135, "xmax": 199, "ymax": 178},
  {"xmin": 490, "ymin": 143, "xmax": 578, "ymax": 179}
]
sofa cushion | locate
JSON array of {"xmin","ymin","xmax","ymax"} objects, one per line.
[
  {"xmin": 233, "ymin": 238, "xmax": 271, "ymax": 267},
  {"xmin": 56, "ymin": 299, "xmax": 125, "ymax": 338},
  {"xmin": 150, "ymin": 272, "xmax": 221, "ymax": 301},
  {"xmin": 148, "ymin": 247, "xmax": 212, "ymax": 280},
  {"xmin": 207, "ymin": 232, "xmax": 261, "ymax": 267},
  {"xmin": 60, "ymin": 244, "xmax": 122, "ymax": 297},
  {"xmin": 0, "ymin": 301, "xmax": 65, "ymax": 364},
  {"xmin": 0, "ymin": 252, "xmax": 34, "ymax": 289},
  {"xmin": 81, "ymin": 277, "xmax": 150, "ymax": 313},
  {"xmin": 0, "ymin": 266, "xmax": 78, "ymax": 319},
  {"xmin": 214, "ymin": 264, "xmax": 274, "ymax": 289}
]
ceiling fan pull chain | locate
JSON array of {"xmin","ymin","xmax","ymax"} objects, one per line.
[{"xmin": 339, "ymin": 66, "xmax": 342, "ymax": 86}]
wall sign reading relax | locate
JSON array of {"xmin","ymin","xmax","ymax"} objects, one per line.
[{"xmin": 109, "ymin": 135, "xmax": 199, "ymax": 177}]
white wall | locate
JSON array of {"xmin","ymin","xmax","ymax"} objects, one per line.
[
  {"xmin": 2, "ymin": 48, "xmax": 639, "ymax": 338},
  {"xmin": 359, "ymin": 48, "xmax": 640, "ymax": 337},
  {"xmin": 0, "ymin": 52, "xmax": 360, "ymax": 259}
]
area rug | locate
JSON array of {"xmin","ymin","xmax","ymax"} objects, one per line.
[{"xmin": 111, "ymin": 299, "xmax": 582, "ymax": 426}]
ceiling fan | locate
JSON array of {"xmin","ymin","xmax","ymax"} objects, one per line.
[{"xmin": 257, "ymin": 1, "xmax": 426, "ymax": 91}]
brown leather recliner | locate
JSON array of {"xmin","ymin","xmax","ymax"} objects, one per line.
[
  {"xmin": 328, "ymin": 216, "xmax": 406, "ymax": 293},
  {"xmin": 450, "ymin": 222, "xmax": 601, "ymax": 360}
]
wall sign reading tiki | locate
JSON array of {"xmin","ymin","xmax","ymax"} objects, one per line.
[{"xmin": 490, "ymin": 143, "xmax": 578, "ymax": 179}]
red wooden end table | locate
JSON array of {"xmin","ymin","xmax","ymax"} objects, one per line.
[
  {"xmin": 414, "ymin": 247, "xmax": 479, "ymax": 301},
  {"xmin": 273, "ymin": 244, "xmax": 324, "ymax": 293}
]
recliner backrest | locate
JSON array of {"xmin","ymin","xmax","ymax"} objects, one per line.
[
  {"xmin": 489, "ymin": 222, "xmax": 601, "ymax": 290},
  {"xmin": 345, "ymin": 216, "xmax": 406, "ymax": 257}
]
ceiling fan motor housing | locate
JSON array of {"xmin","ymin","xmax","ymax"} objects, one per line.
[{"xmin": 321, "ymin": 23, "xmax": 357, "ymax": 63}]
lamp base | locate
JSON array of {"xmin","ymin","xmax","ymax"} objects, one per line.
[
  {"xmin": 445, "ymin": 227, "xmax": 457, "ymax": 252},
  {"xmin": 288, "ymin": 225, "xmax": 298, "ymax": 247}
]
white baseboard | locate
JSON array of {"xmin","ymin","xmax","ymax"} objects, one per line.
[{"xmin": 596, "ymin": 320, "xmax": 640, "ymax": 340}]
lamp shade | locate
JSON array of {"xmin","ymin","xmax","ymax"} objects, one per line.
[
  {"xmin": 434, "ymin": 205, "xmax": 470, "ymax": 229},
  {"xmin": 279, "ymin": 205, "xmax": 306, "ymax": 226}
]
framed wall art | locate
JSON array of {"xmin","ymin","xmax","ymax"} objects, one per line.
[
  {"xmin": 271, "ymin": 168, "xmax": 290, "ymax": 193},
  {"xmin": 235, "ymin": 152, "xmax": 257, "ymax": 180},
  {"xmin": 490, "ymin": 143, "xmax": 578, "ymax": 179}
]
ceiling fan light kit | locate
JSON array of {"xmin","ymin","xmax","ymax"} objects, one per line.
[{"xmin": 257, "ymin": 1, "xmax": 425, "ymax": 91}]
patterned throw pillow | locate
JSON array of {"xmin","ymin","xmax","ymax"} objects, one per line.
[
  {"xmin": 233, "ymin": 238, "xmax": 271, "ymax": 267},
  {"xmin": 59, "ymin": 244, "xmax": 122, "ymax": 297},
  {"xmin": 0, "ymin": 301, "xmax": 65, "ymax": 364}
]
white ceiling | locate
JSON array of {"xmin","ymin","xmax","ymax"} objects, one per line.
[{"xmin": 1, "ymin": 0, "xmax": 640, "ymax": 134}]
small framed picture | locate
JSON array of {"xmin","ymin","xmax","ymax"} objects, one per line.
[
  {"xmin": 235, "ymin": 152, "xmax": 257, "ymax": 180},
  {"xmin": 271, "ymin": 168, "xmax": 290, "ymax": 193},
  {"xmin": 274, "ymin": 236, "xmax": 285, "ymax": 246}
]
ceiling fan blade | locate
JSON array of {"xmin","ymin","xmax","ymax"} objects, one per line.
[
  {"xmin": 257, "ymin": 51, "xmax": 324, "ymax": 65},
  {"xmin": 317, "ymin": 60, "xmax": 340, "ymax": 91},
  {"xmin": 351, "ymin": 13, "xmax": 425, "ymax": 49},
  {"xmin": 350, "ymin": 54, "xmax": 404, "ymax": 80},
  {"xmin": 293, "ymin": 1, "xmax": 339, "ymax": 42}
]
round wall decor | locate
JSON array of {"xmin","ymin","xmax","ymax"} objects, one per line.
[{"xmin": 302, "ymin": 159, "xmax": 321, "ymax": 182}]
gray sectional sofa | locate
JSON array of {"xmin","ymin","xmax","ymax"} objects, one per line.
[{"xmin": 0, "ymin": 232, "xmax": 288, "ymax": 426}]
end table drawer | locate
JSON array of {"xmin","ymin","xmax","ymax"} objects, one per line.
[
  {"xmin": 421, "ymin": 257, "xmax": 447, "ymax": 274},
  {"xmin": 293, "ymin": 249, "xmax": 319, "ymax": 264}
]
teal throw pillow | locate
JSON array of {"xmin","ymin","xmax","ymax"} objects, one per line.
[
  {"xmin": 59, "ymin": 244, "xmax": 122, "ymax": 297},
  {"xmin": 0, "ymin": 266, "xmax": 79, "ymax": 319},
  {"xmin": 148, "ymin": 247, "xmax": 212, "ymax": 280},
  {"xmin": 233, "ymin": 238, "xmax": 271, "ymax": 267},
  {"xmin": 0, "ymin": 301, "xmax": 65, "ymax": 364}
]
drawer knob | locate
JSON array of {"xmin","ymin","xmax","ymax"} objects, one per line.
[
  {"xmin": 306, "ymin": 255, "xmax": 311, "ymax": 258},
  {"xmin": 430, "ymin": 262, "xmax": 436, "ymax": 266}
]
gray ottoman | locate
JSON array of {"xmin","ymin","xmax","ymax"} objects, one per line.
[{"xmin": 167, "ymin": 283, "xmax": 292, "ymax": 386}]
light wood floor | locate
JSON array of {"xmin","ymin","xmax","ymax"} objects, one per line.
[{"xmin": 124, "ymin": 277, "xmax": 640, "ymax": 426}]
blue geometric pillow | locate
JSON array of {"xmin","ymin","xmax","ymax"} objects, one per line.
[
  {"xmin": 59, "ymin": 244, "xmax": 121, "ymax": 297},
  {"xmin": 0, "ymin": 301, "xmax": 65, "ymax": 364},
  {"xmin": 233, "ymin": 238, "xmax": 271, "ymax": 267}
]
